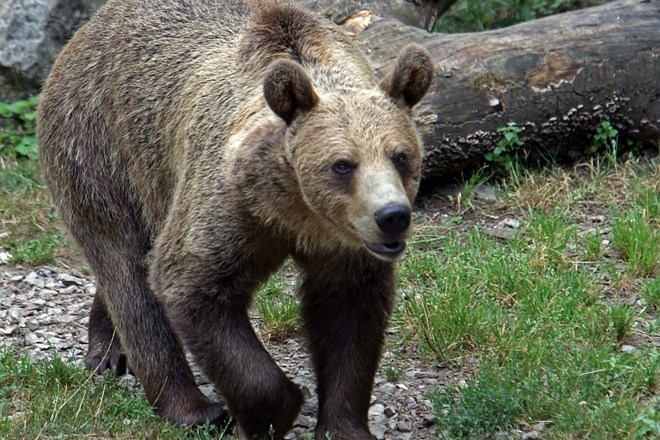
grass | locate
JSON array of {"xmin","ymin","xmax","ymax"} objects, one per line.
[
  {"xmin": 0, "ymin": 158, "xmax": 73, "ymax": 267},
  {"xmin": 254, "ymin": 271, "xmax": 299, "ymax": 340},
  {"xmin": 396, "ymin": 156, "xmax": 659, "ymax": 439},
  {"xmin": 612, "ymin": 210, "xmax": 659, "ymax": 276},
  {"xmin": 0, "ymin": 349, "xmax": 231, "ymax": 439}
]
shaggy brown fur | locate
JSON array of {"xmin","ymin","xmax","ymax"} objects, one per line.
[{"xmin": 37, "ymin": 0, "xmax": 433, "ymax": 438}]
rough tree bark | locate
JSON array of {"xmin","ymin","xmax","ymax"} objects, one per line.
[{"xmin": 299, "ymin": 0, "xmax": 660, "ymax": 179}]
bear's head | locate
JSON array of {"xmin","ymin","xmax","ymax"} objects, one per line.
[{"xmin": 263, "ymin": 44, "xmax": 433, "ymax": 261}]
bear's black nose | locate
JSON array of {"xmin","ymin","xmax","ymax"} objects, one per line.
[{"xmin": 375, "ymin": 204, "xmax": 411, "ymax": 236}]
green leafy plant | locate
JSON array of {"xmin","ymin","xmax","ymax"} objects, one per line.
[
  {"xmin": 0, "ymin": 96, "xmax": 39, "ymax": 160},
  {"xmin": 588, "ymin": 120, "xmax": 620, "ymax": 169},
  {"xmin": 485, "ymin": 123, "xmax": 523, "ymax": 176}
]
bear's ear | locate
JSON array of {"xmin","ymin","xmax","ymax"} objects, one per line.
[
  {"xmin": 263, "ymin": 59, "xmax": 319, "ymax": 124},
  {"xmin": 379, "ymin": 44, "xmax": 434, "ymax": 109}
]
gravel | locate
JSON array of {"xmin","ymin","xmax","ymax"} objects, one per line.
[{"xmin": 0, "ymin": 265, "xmax": 451, "ymax": 439}]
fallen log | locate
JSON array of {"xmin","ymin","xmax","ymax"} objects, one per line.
[{"xmin": 303, "ymin": 0, "xmax": 660, "ymax": 179}]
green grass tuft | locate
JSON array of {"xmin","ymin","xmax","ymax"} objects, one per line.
[
  {"xmin": 612, "ymin": 210, "xmax": 659, "ymax": 276},
  {"xmin": 0, "ymin": 349, "xmax": 233, "ymax": 439},
  {"xmin": 255, "ymin": 273, "xmax": 299, "ymax": 339}
]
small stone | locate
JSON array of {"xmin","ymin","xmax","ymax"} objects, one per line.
[
  {"xmin": 0, "ymin": 250, "xmax": 12, "ymax": 264},
  {"xmin": 371, "ymin": 424, "xmax": 387, "ymax": 440},
  {"xmin": 368, "ymin": 403, "xmax": 385, "ymax": 419},
  {"xmin": 9, "ymin": 308, "xmax": 22, "ymax": 323},
  {"xmin": 198, "ymin": 384, "xmax": 219, "ymax": 401},
  {"xmin": 380, "ymin": 383, "xmax": 396, "ymax": 393},
  {"xmin": 474, "ymin": 184, "xmax": 498, "ymax": 202},
  {"xmin": 77, "ymin": 332, "xmax": 88, "ymax": 344},
  {"xmin": 384, "ymin": 406, "xmax": 396, "ymax": 418},
  {"xmin": 119, "ymin": 374, "xmax": 137, "ymax": 388},
  {"xmin": 0, "ymin": 326, "xmax": 16, "ymax": 336},
  {"xmin": 522, "ymin": 431, "xmax": 541, "ymax": 439},
  {"xmin": 57, "ymin": 315, "xmax": 77, "ymax": 324},
  {"xmin": 44, "ymin": 278, "xmax": 61, "ymax": 289},
  {"xmin": 294, "ymin": 414, "xmax": 315, "ymax": 429},
  {"xmin": 47, "ymin": 335, "xmax": 63, "ymax": 345},
  {"xmin": 503, "ymin": 218, "xmax": 522, "ymax": 229},
  {"xmin": 396, "ymin": 421, "xmax": 412, "ymax": 432},
  {"xmin": 621, "ymin": 345, "xmax": 637, "ymax": 353},
  {"xmin": 24, "ymin": 333, "xmax": 43, "ymax": 344},
  {"xmin": 422, "ymin": 414, "xmax": 435, "ymax": 427},
  {"xmin": 24, "ymin": 272, "xmax": 45, "ymax": 288},
  {"xmin": 61, "ymin": 285, "xmax": 79, "ymax": 294},
  {"xmin": 57, "ymin": 273, "xmax": 85, "ymax": 286},
  {"xmin": 532, "ymin": 422, "xmax": 546, "ymax": 432},
  {"xmin": 300, "ymin": 385, "xmax": 313, "ymax": 399}
]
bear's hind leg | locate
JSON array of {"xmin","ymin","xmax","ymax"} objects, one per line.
[
  {"xmin": 84, "ymin": 292, "xmax": 129, "ymax": 376},
  {"xmin": 70, "ymin": 220, "xmax": 229, "ymax": 428}
]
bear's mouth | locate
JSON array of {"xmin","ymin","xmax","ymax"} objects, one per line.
[{"xmin": 364, "ymin": 240, "xmax": 406, "ymax": 259}]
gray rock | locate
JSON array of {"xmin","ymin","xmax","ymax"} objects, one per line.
[
  {"xmin": 24, "ymin": 272, "xmax": 44, "ymax": 288},
  {"xmin": 371, "ymin": 424, "xmax": 387, "ymax": 440},
  {"xmin": 0, "ymin": 325, "xmax": 16, "ymax": 335},
  {"xmin": 9, "ymin": 307, "xmax": 22, "ymax": 322},
  {"xmin": 119, "ymin": 374, "xmax": 137, "ymax": 388},
  {"xmin": 0, "ymin": 0, "xmax": 105, "ymax": 101},
  {"xmin": 24, "ymin": 332, "xmax": 43, "ymax": 344},
  {"xmin": 57, "ymin": 273, "xmax": 85, "ymax": 286},
  {"xmin": 369, "ymin": 403, "xmax": 385, "ymax": 418},
  {"xmin": 198, "ymin": 383, "xmax": 219, "ymax": 402},
  {"xmin": 396, "ymin": 421, "xmax": 412, "ymax": 432},
  {"xmin": 474, "ymin": 184, "xmax": 498, "ymax": 202},
  {"xmin": 0, "ymin": 250, "xmax": 11, "ymax": 264},
  {"xmin": 56, "ymin": 314, "xmax": 76, "ymax": 324},
  {"xmin": 294, "ymin": 414, "xmax": 315, "ymax": 429},
  {"xmin": 621, "ymin": 344, "xmax": 637, "ymax": 353}
]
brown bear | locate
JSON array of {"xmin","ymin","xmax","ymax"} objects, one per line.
[{"xmin": 37, "ymin": 0, "xmax": 433, "ymax": 438}]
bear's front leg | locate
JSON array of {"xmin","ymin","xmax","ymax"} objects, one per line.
[
  {"xmin": 152, "ymin": 243, "xmax": 303, "ymax": 440},
  {"xmin": 296, "ymin": 253, "xmax": 395, "ymax": 440}
]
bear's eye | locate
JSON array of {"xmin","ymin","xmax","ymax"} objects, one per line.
[
  {"xmin": 332, "ymin": 160, "xmax": 355, "ymax": 176},
  {"xmin": 393, "ymin": 152, "xmax": 408, "ymax": 170}
]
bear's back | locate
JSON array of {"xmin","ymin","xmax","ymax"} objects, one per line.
[{"xmin": 38, "ymin": 0, "xmax": 378, "ymax": 235}]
